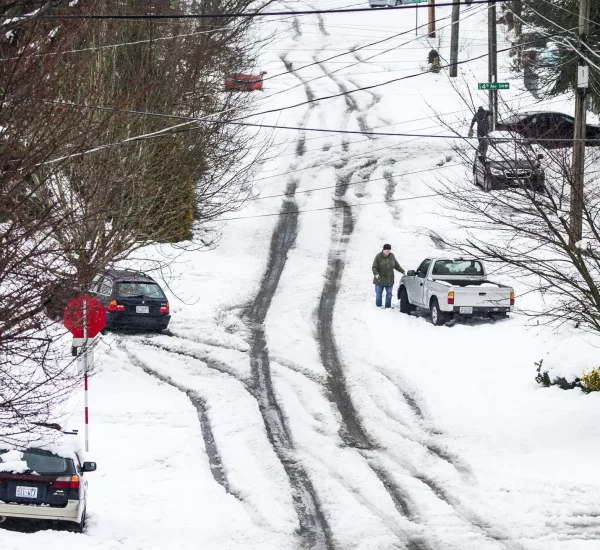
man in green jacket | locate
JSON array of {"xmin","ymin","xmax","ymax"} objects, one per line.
[{"xmin": 372, "ymin": 244, "xmax": 405, "ymax": 308}]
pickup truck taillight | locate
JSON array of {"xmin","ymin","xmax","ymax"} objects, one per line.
[
  {"xmin": 510, "ymin": 292, "xmax": 515, "ymax": 306},
  {"xmin": 447, "ymin": 291, "xmax": 454, "ymax": 305}
]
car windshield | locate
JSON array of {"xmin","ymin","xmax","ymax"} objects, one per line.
[
  {"xmin": 0, "ymin": 449, "xmax": 70, "ymax": 474},
  {"xmin": 432, "ymin": 260, "xmax": 484, "ymax": 276},
  {"xmin": 488, "ymin": 138, "xmax": 535, "ymax": 161},
  {"xmin": 118, "ymin": 282, "xmax": 165, "ymax": 299}
]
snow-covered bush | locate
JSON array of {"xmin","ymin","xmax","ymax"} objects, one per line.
[{"xmin": 534, "ymin": 360, "xmax": 582, "ymax": 391}]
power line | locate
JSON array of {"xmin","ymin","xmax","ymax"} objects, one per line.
[
  {"xmin": 221, "ymin": 191, "xmax": 455, "ymax": 221},
  {"xmin": 11, "ymin": 0, "xmax": 507, "ymax": 20},
  {"xmin": 250, "ymin": 163, "xmax": 463, "ymax": 200},
  {"xmin": 239, "ymin": 30, "xmax": 575, "ymax": 122},
  {"xmin": 259, "ymin": 2, "xmax": 485, "ymax": 85}
]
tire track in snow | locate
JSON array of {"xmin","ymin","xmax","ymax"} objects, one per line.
[
  {"xmin": 121, "ymin": 341, "xmax": 232, "ymax": 494},
  {"xmin": 245, "ymin": 196, "xmax": 332, "ymax": 550},
  {"xmin": 315, "ymin": 60, "xmax": 372, "ymax": 137},
  {"xmin": 244, "ymin": 49, "xmax": 332, "ymax": 549},
  {"xmin": 131, "ymin": 337, "xmax": 251, "ymax": 388},
  {"xmin": 311, "ymin": 56, "xmax": 437, "ymax": 550}
]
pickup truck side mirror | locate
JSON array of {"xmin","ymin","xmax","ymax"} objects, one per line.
[
  {"xmin": 82, "ymin": 461, "xmax": 97, "ymax": 473},
  {"xmin": 406, "ymin": 270, "xmax": 416, "ymax": 277}
]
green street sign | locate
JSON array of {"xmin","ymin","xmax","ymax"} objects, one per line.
[{"xmin": 478, "ymin": 82, "xmax": 510, "ymax": 90}]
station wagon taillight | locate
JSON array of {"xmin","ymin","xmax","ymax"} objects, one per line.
[
  {"xmin": 447, "ymin": 291, "xmax": 455, "ymax": 305},
  {"xmin": 159, "ymin": 303, "xmax": 170, "ymax": 314},
  {"xmin": 53, "ymin": 475, "xmax": 80, "ymax": 490},
  {"xmin": 510, "ymin": 292, "xmax": 515, "ymax": 306},
  {"xmin": 108, "ymin": 300, "xmax": 125, "ymax": 312}
]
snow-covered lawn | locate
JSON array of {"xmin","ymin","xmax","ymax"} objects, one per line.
[{"xmin": 4, "ymin": 1, "xmax": 600, "ymax": 549}]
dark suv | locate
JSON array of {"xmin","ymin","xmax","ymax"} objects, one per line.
[
  {"xmin": 89, "ymin": 269, "xmax": 171, "ymax": 331},
  {"xmin": 473, "ymin": 131, "xmax": 545, "ymax": 192}
]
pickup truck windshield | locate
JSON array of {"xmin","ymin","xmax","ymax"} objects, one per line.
[{"xmin": 432, "ymin": 260, "xmax": 484, "ymax": 276}]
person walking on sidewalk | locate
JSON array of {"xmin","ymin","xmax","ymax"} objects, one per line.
[{"xmin": 372, "ymin": 244, "xmax": 405, "ymax": 309}]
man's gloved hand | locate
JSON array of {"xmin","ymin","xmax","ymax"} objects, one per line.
[
  {"xmin": 400, "ymin": 269, "xmax": 406, "ymax": 275},
  {"xmin": 468, "ymin": 128, "xmax": 474, "ymax": 138}
]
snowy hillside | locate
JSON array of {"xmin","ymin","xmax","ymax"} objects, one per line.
[{"xmin": 4, "ymin": 2, "xmax": 600, "ymax": 549}]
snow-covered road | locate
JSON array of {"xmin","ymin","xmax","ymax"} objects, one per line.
[{"xmin": 4, "ymin": 2, "xmax": 600, "ymax": 549}]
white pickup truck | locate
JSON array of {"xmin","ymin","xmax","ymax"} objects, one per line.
[{"xmin": 397, "ymin": 258, "xmax": 514, "ymax": 325}]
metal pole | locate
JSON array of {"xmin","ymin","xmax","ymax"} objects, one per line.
[
  {"xmin": 83, "ymin": 298, "xmax": 89, "ymax": 452},
  {"xmin": 488, "ymin": 0, "xmax": 498, "ymax": 130},
  {"xmin": 415, "ymin": 3, "xmax": 418, "ymax": 36},
  {"xmin": 449, "ymin": 0, "xmax": 460, "ymax": 77},
  {"xmin": 428, "ymin": 0, "xmax": 435, "ymax": 38},
  {"xmin": 570, "ymin": 0, "xmax": 591, "ymax": 245}
]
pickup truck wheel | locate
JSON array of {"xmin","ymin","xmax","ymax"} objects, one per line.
[
  {"xmin": 399, "ymin": 288, "xmax": 412, "ymax": 314},
  {"xmin": 430, "ymin": 299, "xmax": 447, "ymax": 326}
]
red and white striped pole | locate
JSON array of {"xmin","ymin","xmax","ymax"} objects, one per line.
[{"xmin": 83, "ymin": 298, "xmax": 89, "ymax": 452}]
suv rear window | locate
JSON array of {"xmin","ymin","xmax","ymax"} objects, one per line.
[
  {"xmin": 118, "ymin": 282, "xmax": 166, "ymax": 299},
  {"xmin": 0, "ymin": 449, "xmax": 72, "ymax": 475},
  {"xmin": 432, "ymin": 260, "xmax": 484, "ymax": 276}
]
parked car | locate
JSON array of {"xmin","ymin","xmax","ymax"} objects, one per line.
[
  {"xmin": 473, "ymin": 131, "xmax": 545, "ymax": 192},
  {"xmin": 369, "ymin": 0, "xmax": 402, "ymax": 7},
  {"xmin": 0, "ymin": 431, "xmax": 96, "ymax": 532},
  {"xmin": 497, "ymin": 111, "xmax": 600, "ymax": 149},
  {"xmin": 89, "ymin": 269, "xmax": 171, "ymax": 331},
  {"xmin": 398, "ymin": 258, "xmax": 514, "ymax": 325}
]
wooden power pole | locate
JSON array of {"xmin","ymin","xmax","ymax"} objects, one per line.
[
  {"xmin": 449, "ymin": 0, "xmax": 460, "ymax": 77},
  {"xmin": 428, "ymin": 0, "xmax": 436, "ymax": 38},
  {"xmin": 570, "ymin": 0, "xmax": 592, "ymax": 245},
  {"xmin": 488, "ymin": 0, "xmax": 498, "ymax": 130}
]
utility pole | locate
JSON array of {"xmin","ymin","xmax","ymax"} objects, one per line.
[
  {"xmin": 513, "ymin": 0, "xmax": 522, "ymax": 68},
  {"xmin": 449, "ymin": 0, "xmax": 460, "ymax": 77},
  {"xmin": 570, "ymin": 0, "xmax": 591, "ymax": 245},
  {"xmin": 428, "ymin": 0, "xmax": 435, "ymax": 38},
  {"xmin": 488, "ymin": 0, "xmax": 498, "ymax": 130}
]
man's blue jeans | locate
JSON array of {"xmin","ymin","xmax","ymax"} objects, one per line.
[{"xmin": 375, "ymin": 285, "xmax": 393, "ymax": 308}]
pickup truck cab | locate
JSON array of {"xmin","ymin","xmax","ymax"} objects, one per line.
[{"xmin": 398, "ymin": 258, "xmax": 514, "ymax": 325}]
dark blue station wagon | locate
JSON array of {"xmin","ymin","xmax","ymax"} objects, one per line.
[{"xmin": 89, "ymin": 269, "xmax": 171, "ymax": 331}]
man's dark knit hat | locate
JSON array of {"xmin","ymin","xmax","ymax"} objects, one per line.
[{"xmin": 383, "ymin": 244, "xmax": 391, "ymax": 250}]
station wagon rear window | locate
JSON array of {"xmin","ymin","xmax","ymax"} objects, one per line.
[
  {"xmin": 432, "ymin": 260, "xmax": 484, "ymax": 276},
  {"xmin": 0, "ymin": 449, "xmax": 71, "ymax": 475},
  {"xmin": 118, "ymin": 282, "xmax": 166, "ymax": 299}
]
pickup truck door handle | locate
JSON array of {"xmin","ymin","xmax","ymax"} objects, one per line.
[
  {"xmin": 420, "ymin": 283, "xmax": 423, "ymax": 287},
  {"xmin": 479, "ymin": 292, "xmax": 486, "ymax": 296}
]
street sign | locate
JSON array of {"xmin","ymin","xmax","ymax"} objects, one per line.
[
  {"xmin": 64, "ymin": 296, "xmax": 106, "ymax": 339},
  {"xmin": 403, "ymin": 0, "xmax": 427, "ymax": 2},
  {"xmin": 478, "ymin": 82, "xmax": 510, "ymax": 90}
]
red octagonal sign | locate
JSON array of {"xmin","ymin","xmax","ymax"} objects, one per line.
[{"xmin": 64, "ymin": 296, "xmax": 107, "ymax": 339}]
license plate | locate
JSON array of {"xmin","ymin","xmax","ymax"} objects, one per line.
[
  {"xmin": 16, "ymin": 486, "xmax": 38, "ymax": 498},
  {"xmin": 136, "ymin": 306, "xmax": 149, "ymax": 314},
  {"xmin": 460, "ymin": 307, "xmax": 473, "ymax": 314}
]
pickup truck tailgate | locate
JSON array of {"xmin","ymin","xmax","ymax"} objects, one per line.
[{"xmin": 454, "ymin": 287, "xmax": 511, "ymax": 308}]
